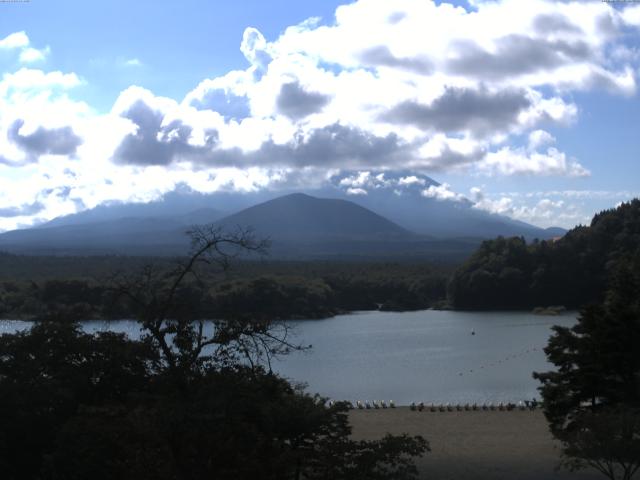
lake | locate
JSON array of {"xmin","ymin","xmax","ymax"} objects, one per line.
[{"xmin": 0, "ymin": 310, "xmax": 576, "ymax": 405}]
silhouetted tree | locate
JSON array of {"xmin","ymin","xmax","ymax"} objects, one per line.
[
  {"xmin": 107, "ymin": 225, "xmax": 296, "ymax": 380},
  {"xmin": 0, "ymin": 322, "xmax": 157, "ymax": 479},
  {"xmin": 534, "ymin": 257, "xmax": 640, "ymax": 480},
  {"xmin": 559, "ymin": 408, "xmax": 640, "ymax": 480}
]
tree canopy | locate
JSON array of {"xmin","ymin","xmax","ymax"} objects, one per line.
[{"xmin": 448, "ymin": 199, "xmax": 640, "ymax": 310}]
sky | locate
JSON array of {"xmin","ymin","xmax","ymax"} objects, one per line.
[{"xmin": 1, "ymin": 0, "xmax": 639, "ymax": 231}]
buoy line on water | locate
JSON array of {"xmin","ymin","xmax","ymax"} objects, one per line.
[{"xmin": 456, "ymin": 346, "xmax": 541, "ymax": 377}]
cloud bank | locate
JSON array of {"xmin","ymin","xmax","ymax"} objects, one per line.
[{"xmin": 0, "ymin": 0, "xmax": 639, "ymax": 230}]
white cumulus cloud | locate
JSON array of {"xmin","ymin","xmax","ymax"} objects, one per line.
[
  {"xmin": 0, "ymin": 31, "xmax": 29, "ymax": 50},
  {"xmin": 19, "ymin": 46, "xmax": 50, "ymax": 64},
  {"xmin": 0, "ymin": 31, "xmax": 50, "ymax": 64},
  {"xmin": 421, "ymin": 183, "xmax": 465, "ymax": 201},
  {"xmin": 0, "ymin": 0, "xmax": 639, "ymax": 230},
  {"xmin": 479, "ymin": 146, "xmax": 590, "ymax": 177}
]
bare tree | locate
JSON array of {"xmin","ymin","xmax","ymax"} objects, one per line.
[{"xmin": 109, "ymin": 225, "xmax": 305, "ymax": 381}]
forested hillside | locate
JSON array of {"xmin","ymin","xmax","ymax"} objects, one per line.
[{"xmin": 448, "ymin": 199, "xmax": 640, "ymax": 310}]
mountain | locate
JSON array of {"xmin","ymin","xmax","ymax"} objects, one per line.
[
  {"xmin": 210, "ymin": 193, "xmax": 478, "ymax": 260},
  {"xmin": 0, "ymin": 180, "xmax": 565, "ymax": 259},
  {"xmin": 213, "ymin": 193, "xmax": 484, "ymax": 260},
  {"xmin": 39, "ymin": 190, "xmax": 227, "ymax": 229},
  {"xmin": 215, "ymin": 193, "xmax": 409, "ymax": 240},
  {"xmin": 34, "ymin": 175, "xmax": 565, "ymax": 241},
  {"xmin": 543, "ymin": 226, "xmax": 568, "ymax": 238},
  {"xmin": 0, "ymin": 208, "xmax": 222, "ymax": 256},
  {"xmin": 0, "ymin": 217, "xmax": 185, "ymax": 255},
  {"xmin": 328, "ymin": 176, "xmax": 565, "ymax": 240},
  {"xmin": 0, "ymin": 193, "xmax": 481, "ymax": 260}
]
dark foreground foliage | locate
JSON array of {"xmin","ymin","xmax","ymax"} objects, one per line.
[
  {"xmin": 449, "ymin": 199, "xmax": 640, "ymax": 310},
  {"xmin": 0, "ymin": 323, "xmax": 427, "ymax": 480},
  {"xmin": 534, "ymin": 256, "xmax": 640, "ymax": 480},
  {"xmin": 0, "ymin": 227, "xmax": 428, "ymax": 480}
]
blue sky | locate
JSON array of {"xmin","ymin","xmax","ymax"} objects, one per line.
[
  {"xmin": 2, "ymin": 0, "xmax": 347, "ymax": 111},
  {"xmin": 0, "ymin": 0, "xmax": 639, "ymax": 231}
]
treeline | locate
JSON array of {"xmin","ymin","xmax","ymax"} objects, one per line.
[
  {"xmin": 448, "ymin": 199, "xmax": 640, "ymax": 310},
  {"xmin": 0, "ymin": 260, "xmax": 452, "ymax": 321}
]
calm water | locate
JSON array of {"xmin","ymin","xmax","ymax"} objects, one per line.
[{"xmin": 0, "ymin": 310, "xmax": 576, "ymax": 405}]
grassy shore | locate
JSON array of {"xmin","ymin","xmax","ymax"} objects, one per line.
[{"xmin": 349, "ymin": 408, "xmax": 601, "ymax": 480}]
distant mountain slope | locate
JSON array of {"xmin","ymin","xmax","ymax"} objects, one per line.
[
  {"xmin": 342, "ymin": 185, "xmax": 564, "ymax": 240},
  {"xmin": 215, "ymin": 193, "xmax": 410, "ymax": 240},
  {"xmin": 0, "ymin": 184, "xmax": 564, "ymax": 259},
  {"xmin": 0, "ymin": 217, "xmax": 190, "ymax": 255},
  {"xmin": 28, "ymin": 174, "xmax": 565, "ymax": 242},
  {"xmin": 0, "ymin": 193, "xmax": 480, "ymax": 261},
  {"xmin": 40, "ymin": 201, "xmax": 223, "ymax": 230},
  {"xmin": 0, "ymin": 205, "xmax": 223, "ymax": 254},
  {"xmin": 543, "ymin": 226, "xmax": 567, "ymax": 238}
]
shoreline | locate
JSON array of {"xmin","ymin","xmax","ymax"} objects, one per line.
[
  {"xmin": 349, "ymin": 408, "xmax": 600, "ymax": 480},
  {"xmin": 0, "ymin": 307, "xmax": 579, "ymax": 323}
]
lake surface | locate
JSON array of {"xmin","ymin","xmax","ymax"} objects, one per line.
[{"xmin": 0, "ymin": 310, "xmax": 576, "ymax": 405}]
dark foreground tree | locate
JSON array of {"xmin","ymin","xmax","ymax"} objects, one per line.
[
  {"xmin": 0, "ymin": 322, "xmax": 157, "ymax": 480},
  {"xmin": 534, "ymin": 256, "xmax": 640, "ymax": 480},
  {"xmin": 0, "ymin": 226, "xmax": 428, "ymax": 480},
  {"xmin": 560, "ymin": 408, "xmax": 640, "ymax": 480}
]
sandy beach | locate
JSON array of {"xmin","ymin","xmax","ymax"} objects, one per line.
[{"xmin": 349, "ymin": 408, "xmax": 601, "ymax": 480}]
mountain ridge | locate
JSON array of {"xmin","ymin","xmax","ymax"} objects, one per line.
[
  {"xmin": 0, "ymin": 190, "xmax": 566, "ymax": 260},
  {"xmin": 214, "ymin": 192, "xmax": 412, "ymax": 240}
]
